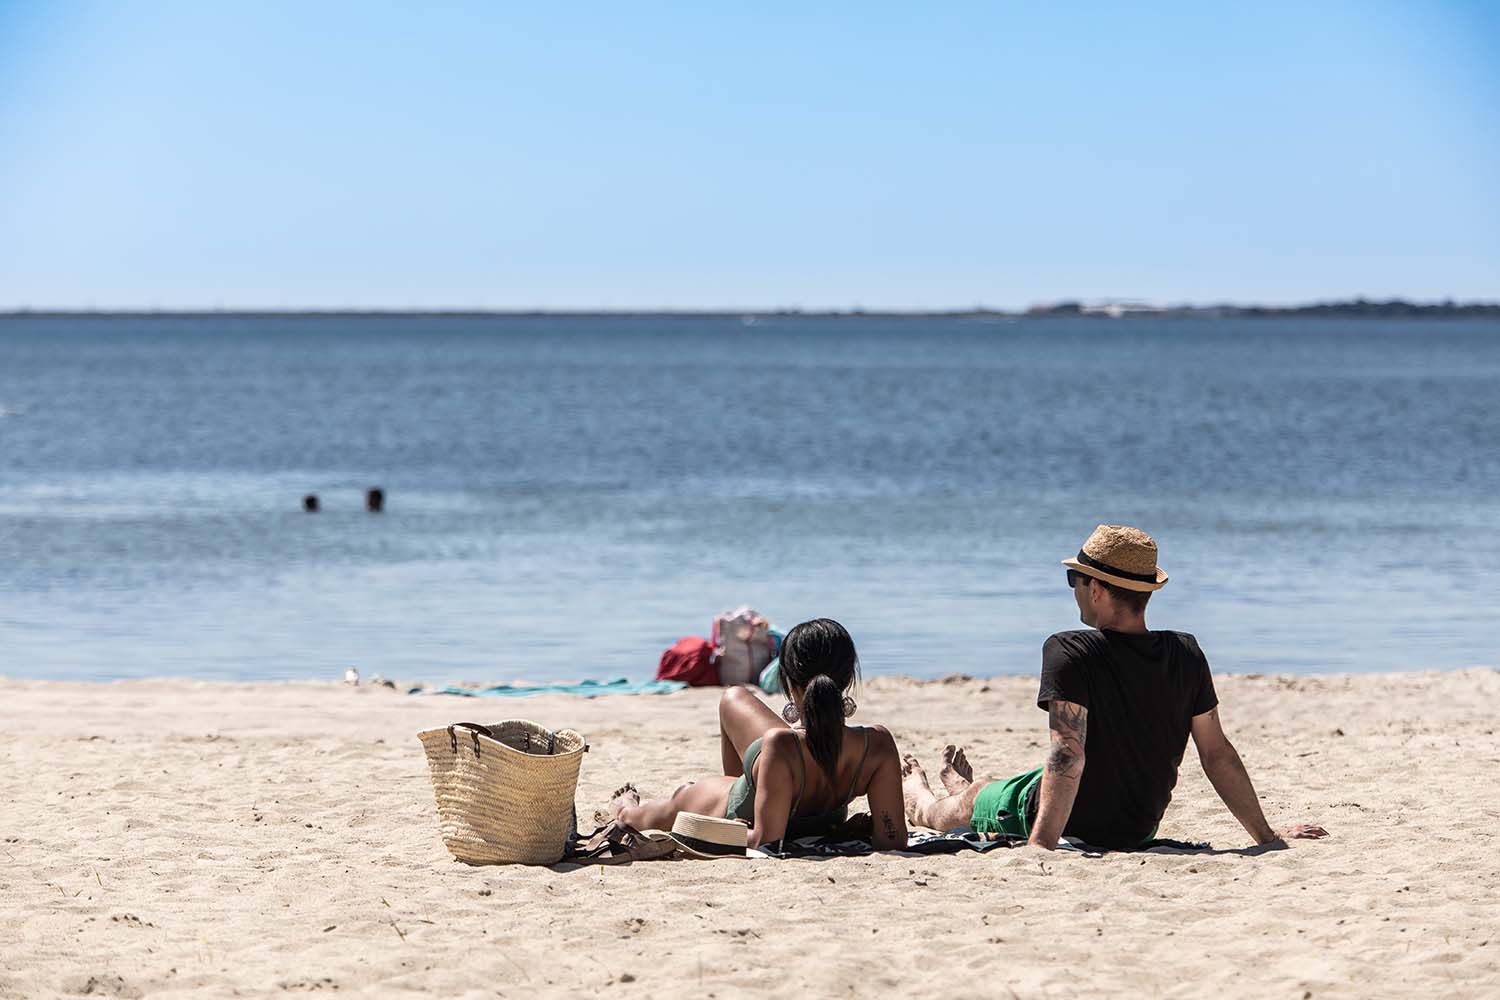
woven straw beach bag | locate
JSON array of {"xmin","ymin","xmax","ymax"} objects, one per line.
[{"xmin": 418, "ymin": 720, "xmax": 588, "ymax": 865}]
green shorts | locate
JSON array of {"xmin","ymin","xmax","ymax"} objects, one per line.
[
  {"xmin": 972, "ymin": 769, "xmax": 1163, "ymax": 845},
  {"xmin": 970, "ymin": 767, "xmax": 1042, "ymax": 837}
]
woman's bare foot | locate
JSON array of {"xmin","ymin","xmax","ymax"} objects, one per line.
[
  {"xmin": 606, "ymin": 783, "xmax": 640, "ymax": 820},
  {"xmin": 902, "ymin": 755, "xmax": 937, "ymax": 826},
  {"xmin": 939, "ymin": 744, "xmax": 974, "ymax": 795}
]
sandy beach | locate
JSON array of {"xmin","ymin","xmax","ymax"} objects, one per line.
[{"xmin": 2, "ymin": 670, "xmax": 1498, "ymax": 998}]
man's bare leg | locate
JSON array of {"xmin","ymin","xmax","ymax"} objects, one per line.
[
  {"xmin": 902, "ymin": 754, "xmax": 981, "ymax": 831},
  {"xmin": 939, "ymin": 744, "xmax": 974, "ymax": 796}
]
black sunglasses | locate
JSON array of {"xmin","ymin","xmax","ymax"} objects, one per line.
[{"xmin": 1066, "ymin": 569, "xmax": 1094, "ymax": 589}]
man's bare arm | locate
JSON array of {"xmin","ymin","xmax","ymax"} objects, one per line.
[
  {"xmin": 1191, "ymin": 706, "xmax": 1328, "ymax": 845},
  {"xmin": 1028, "ymin": 699, "xmax": 1087, "ymax": 850}
]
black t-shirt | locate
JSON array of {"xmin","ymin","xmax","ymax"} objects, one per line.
[{"xmin": 1036, "ymin": 628, "xmax": 1218, "ymax": 848}]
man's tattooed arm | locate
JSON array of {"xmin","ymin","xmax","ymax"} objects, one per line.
[
  {"xmin": 1045, "ymin": 700, "xmax": 1088, "ymax": 777},
  {"xmin": 1029, "ymin": 699, "xmax": 1087, "ymax": 849}
]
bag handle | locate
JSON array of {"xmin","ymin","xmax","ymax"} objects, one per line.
[
  {"xmin": 520, "ymin": 728, "xmax": 557, "ymax": 754},
  {"xmin": 447, "ymin": 722, "xmax": 495, "ymax": 755},
  {"xmin": 447, "ymin": 722, "xmax": 588, "ymax": 756}
]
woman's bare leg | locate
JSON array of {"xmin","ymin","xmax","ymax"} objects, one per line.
[
  {"xmin": 611, "ymin": 776, "xmax": 737, "ymax": 832},
  {"xmin": 718, "ymin": 686, "xmax": 788, "ymax": 777}
]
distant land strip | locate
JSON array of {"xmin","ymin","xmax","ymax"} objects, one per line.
[{"xmin": 2, "ymin": 298, "xmax": 1498, "ymax": 319}]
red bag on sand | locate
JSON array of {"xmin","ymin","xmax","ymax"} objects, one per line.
[{"xmin": 656, "ymin": 637, "xmax": 718, "ymax": 686}]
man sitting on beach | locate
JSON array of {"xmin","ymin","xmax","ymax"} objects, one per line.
[{"xmin": 902, "ymin": 524, "xmax": 1328, "ymax": 850}]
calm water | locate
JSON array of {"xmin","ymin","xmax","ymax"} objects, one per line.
[{"xmin": 1, "ymin": 314, "xmax": 1497, "ymax": 682}]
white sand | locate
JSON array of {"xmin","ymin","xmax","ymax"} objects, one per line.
[{"xmin": 2, "ymin": 670, "xmax": 1498, "ymax": 998}]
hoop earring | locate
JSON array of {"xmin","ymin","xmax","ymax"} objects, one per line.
[
  {"xmin": 842, "ymin": 696, "xmax": 856, "ymax": 718},
  {"xmin": 780, "ymin": 701, "xmax": 801, "ymax": 724}
]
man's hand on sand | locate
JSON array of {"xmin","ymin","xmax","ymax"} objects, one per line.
[{"xmin": 1280, "ymin": 823, "xmax": 1329, "ymax": 840}]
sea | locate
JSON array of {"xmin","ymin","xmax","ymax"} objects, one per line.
[{"xmin": 1, "ymin": 314, "xmax": 1497, "ymax": 683}]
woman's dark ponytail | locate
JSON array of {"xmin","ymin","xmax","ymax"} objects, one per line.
[
  {"xmin": 801, "ymin": 673, "xmax": 845, "ymax": 785},
  {"xmin": 777, "ymin": 618, "xmax": 859, "ymax": 787}
]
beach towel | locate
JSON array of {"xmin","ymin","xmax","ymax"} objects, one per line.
[
  {"xmin": 562, "ymin": 821, "xmax": 1019, "ymax": 863},
  {"xmin": 1057, "ymin": 836, "xmax": 1212, "ymax": 856},
  {"xmin": 559, "ymin": 816, "xmax": 1213, "ymax": 865},
  {"xmin": 754, "ymin": 831, "xmax": 1210, "ymax": 859},
  {"xmin": 410, "ymin": 678, "xmax": 686, "ymax": 698},
  {"xmin": 753, "ymin": 828, "xmax": 1023, "ymax": 859}
]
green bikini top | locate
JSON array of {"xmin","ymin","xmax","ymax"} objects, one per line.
[{"xmin": 729, "ymin": 727, "xmax": 871, "ymax": 843}]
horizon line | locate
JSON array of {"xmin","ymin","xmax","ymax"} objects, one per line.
[{"xmin": 3, "ymin": 296, "xmax": 1499, "ymax": 320}]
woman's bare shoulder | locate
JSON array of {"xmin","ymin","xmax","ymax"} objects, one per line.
[
  {"xmin": 757, "ymin": 727, "xmax": 802, "ymax": 760},
  {"xmin": 860, "ymin": 723, "xmax": 900, "ymax": 757},
  {"xmin": 761, "ymin": 726, "xmax": 800, "ymax": 748}
]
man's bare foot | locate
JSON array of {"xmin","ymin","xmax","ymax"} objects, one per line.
[
  {"xmin": 902, "ymin": 755, "xmax": 935, "ymax": 826},
  {"xmin": 606, "ymin": 783, "xmax": 640, "ymax": 820},
  {"xmin": 939, "ymin": 744, "xmax": 974, "ymax": 795}
]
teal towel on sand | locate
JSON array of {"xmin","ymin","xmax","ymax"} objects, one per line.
[{"xmin": 411, "ymin": 678, "xmax": 686, "ymax": 698}]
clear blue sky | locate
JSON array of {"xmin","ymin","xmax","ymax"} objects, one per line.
[{"xmin": 1, "ymin": 1, "xmax": 1496, "ymax": 310}]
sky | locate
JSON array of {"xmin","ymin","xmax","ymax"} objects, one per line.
[{"xmin": 0, "ymin": 1, "xmax": 1496, "ymax": 311}]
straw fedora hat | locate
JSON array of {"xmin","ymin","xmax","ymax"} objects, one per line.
[
  {"xmin": 1061, "ymin": 524, "xmax": 1168, "ymax": 592},
  {"xmin": 667, "ymin": 812, "xmax": 748, "ymax": 859}
]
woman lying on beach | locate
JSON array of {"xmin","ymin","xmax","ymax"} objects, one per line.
[{"xmin": 609, "ymin": 618, "xmax": 908, "ymax": 851}]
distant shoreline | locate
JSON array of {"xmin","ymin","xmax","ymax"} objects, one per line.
[{"xmin": 3, "ymin": 298, "xmax": 1499, "ymax": 320}]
